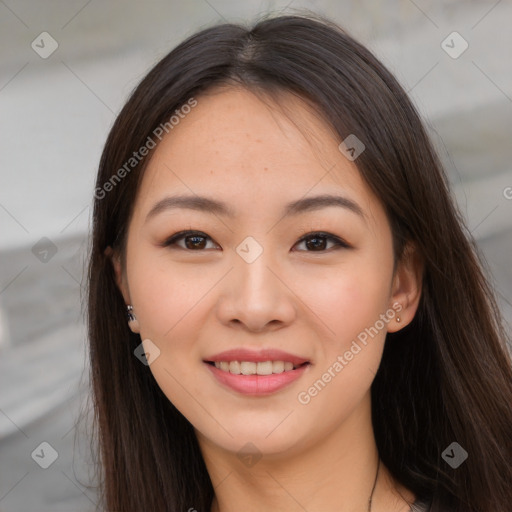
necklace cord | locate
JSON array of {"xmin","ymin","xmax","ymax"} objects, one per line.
[{"xmin": 367, "ymin": 458, "xmax": 381, "ymax": 512}]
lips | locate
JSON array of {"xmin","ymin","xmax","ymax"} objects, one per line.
[
  {"xmin": 205, "ymin": 348, "xmax": 310, "ymax": 366},
  {"xmin": 204, "ymin": 348, "xmax": 311, "ymax": 395}
]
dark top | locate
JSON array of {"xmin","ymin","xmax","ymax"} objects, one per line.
[{"xmin": 410, "ymin": 498, "xmax": 432, "ymax": 511}]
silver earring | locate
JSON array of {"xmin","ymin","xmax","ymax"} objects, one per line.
[
  {"xmin": 127, "ymin": 305, "xmax": 136, "ymax": 322},
  {"xmin": 126, "ymin": 304, "xmax": 140, "ymax": 333}
]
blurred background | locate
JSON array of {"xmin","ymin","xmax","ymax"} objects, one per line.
[{"xmin": 0, "ymin": 0, "xmax": 511, "ymax": 510}]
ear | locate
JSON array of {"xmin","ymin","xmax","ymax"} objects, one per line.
[
  {"xmin": 105, "ymin": 246, "xmax": 129, "ymax": 301},
  {"xmin": 104, "ymin": 246, "xmax": 140, "ymax": 334},
  {"xmin": 387, "ymin": 242, "xmax": 423, "ymax": 333}
]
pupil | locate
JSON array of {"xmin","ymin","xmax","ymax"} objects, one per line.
[
  {"xmin": 306, "ymin": 236, "xmax": 325, "ymax": 250},
  {"xmin": 186, "ymin": 235, "xmax": 206, "ymax": 249}
]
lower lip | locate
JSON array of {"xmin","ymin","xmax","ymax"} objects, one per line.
[{"xmin": 205, "ymin": 362, "xmax": 310, "ymax": 395}]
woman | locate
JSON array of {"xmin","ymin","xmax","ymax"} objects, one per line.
[{"xmin": 87, "ymin": 13, "xmax": 512, "ymax": 512}]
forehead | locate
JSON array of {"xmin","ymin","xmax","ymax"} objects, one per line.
[
  {"xmin": 153, "ymin": 87, "xmax": 343, "ymax": 172},
  {"xmin": 134, "ymin": 86, "xmax": 382, "ymax": 223}
]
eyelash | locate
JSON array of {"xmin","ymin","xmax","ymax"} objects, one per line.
[{"xmin": 161, "ymin": 230, "xmax": 350, "ymax": 252}]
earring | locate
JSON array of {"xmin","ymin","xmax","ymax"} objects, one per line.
[
  {"xmin": 127, "ymin": 305, "xmax": 135, "ymax": 321},
  {"xmin": 126, "ymin": 305, "xmax": 140, "ymax": 333},
  {"xmin": 393, "ymin": 304, "xmax": 402, "ymax": 323}
]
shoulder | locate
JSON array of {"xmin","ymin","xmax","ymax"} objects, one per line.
[
  {"xmin": 410, "ymin": 498, "xmax": 455, "ymax": 512},
  {"xmin": 409, "ymin": 498, "xmax": 431, "ymax": 512}
]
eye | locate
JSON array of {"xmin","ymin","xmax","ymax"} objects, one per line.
[
  {"xmin": 293, "ymin": 232, "xmax": 350, "ymax": 252},
  {"xmin": 162, "ymin": 230, "xmax": 219, "ymax": 251},
  {"xmin": 162, "ymin": 230, "xmax": 350, "ymax": 252}
]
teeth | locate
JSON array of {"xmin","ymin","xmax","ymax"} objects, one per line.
[
  {"xmin": 272, "ymin": 361, "xmax": 284, "ymax": 374},
  {"xmin": 229, "ymin": 361, "xmax": 241, "ymax": 374},
  {"xmin": 212, "ymin": 360, "xmax": 303, "ymax": 375},
  {"xmin": 241, "ymin": 361, "xmax": 257, "ymax": 375},
  {"xmin": 257, "ymin": 361, "xmax": 273, "ymax": 375}
]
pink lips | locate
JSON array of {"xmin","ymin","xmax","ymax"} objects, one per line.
[
  {"xmin": 206, "ymin": 348, "xmax": 309, "ymax": 366},
  {"xmin": 204, "ymin": 348, "xmax": 311, "ymax": 396}
]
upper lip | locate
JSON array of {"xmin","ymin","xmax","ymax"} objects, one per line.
[{"xmin": 205, "ymin": 348, "xmax": 310, "ymax": 366}]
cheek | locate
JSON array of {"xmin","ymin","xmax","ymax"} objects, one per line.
[
  {"xmin": 293, "ymin": 254, "xmax": 393, "ymax": 350},
  {"xmin": 126, "ymin": 255, "xmax": 211, "ymax": 411},
  {"xmin": 127, "ymin": 249, "xmax": 215, "ymax": 343},
  {"xmin": 293, "ymin": 254, "xmax": 394, "ymax": 416}
]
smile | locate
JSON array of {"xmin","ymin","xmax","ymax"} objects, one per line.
[
  {"xmin": 204, "ymin": 360, "xmax": 311, "ymax": 395},
  {"xmin": 209, "ymin": 360, "xmax": 304, "ymax": 375}
]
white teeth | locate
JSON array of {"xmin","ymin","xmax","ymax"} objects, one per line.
[
  {"xmin": 257, "ymin": 361, "xmax": 273, "ymax": 375},
  {"xmin": 240, "ymin": 361, "xmax": 257, "ymax": 375},
  {"xmin": 212, "ymin": 360, "xmax": 304, "ymax": 375},
  {"xmin": 272, "ymin": 361, "xmax": 284, "ymax": 373},
  {"xmin": 229, "ymin": 361, "xmax": 241, "ymax": 374}
]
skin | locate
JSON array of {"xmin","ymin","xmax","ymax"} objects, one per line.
[{"xmin": 110, "ymin": 86, "xmax": 423, "ymax": 511}]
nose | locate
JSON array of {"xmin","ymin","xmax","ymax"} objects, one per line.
[{"xmin": 215, "ymin": 249, "xmax": 296, "ymax": 333}]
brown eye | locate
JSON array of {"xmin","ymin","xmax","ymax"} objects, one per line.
[
  {"xmin": 163, "ymin": 231, "xmax": 219, "ymax": 250},
  {"xmin": 184, "ymin": 234, "xmax": 207, "ymax": 249},
  {"xmin": 294, "ymin": 232, "xmax": 349, "ymax": 252}
]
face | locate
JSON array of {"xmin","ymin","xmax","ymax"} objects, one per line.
[{"xmin": 112, "ymin": 86, "xmax": 420, "ymax": 459}]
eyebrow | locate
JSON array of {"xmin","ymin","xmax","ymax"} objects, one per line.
[{"xmin": 144, "ymin": 193, "xmax": 366, "ymax": 223}]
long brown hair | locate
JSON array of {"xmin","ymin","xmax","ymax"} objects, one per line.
[{"xmin": 86, "ymin": 12, "xmax": 512, "ymax": 512}]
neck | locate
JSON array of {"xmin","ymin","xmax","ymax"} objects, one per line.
[{"xmin": 197, "ymin": 394, "xmax": 414, "ymax": 512}]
